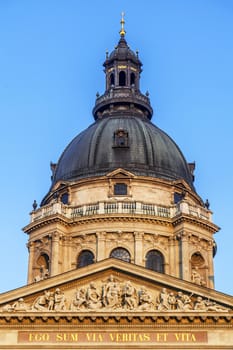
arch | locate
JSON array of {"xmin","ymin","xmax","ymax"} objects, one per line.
[
  {"xmin": 35, "ymin": 253, "xmax": 50, "ymax": 281},
  {"xmin": 77, "ymin": 250, "xmax": 94, "ymax": 268},
  {"xmin": 130, "ymin": 72, "xmax": 135, "ymax": 85},
  {"xmin": 119, "ymin": 71, "xmax": 126, "ymax": 86},
  {"xmin": 37, "ymin": 253, "xmax": 50, "ymax": 271},
  {"xmin": 110, "ymin": 73, "xmax": 115, "ymax": 86},
  {"xmin": 110, "ymin": 247, "xmax": 131, "ymax": 262},
  {"xmin": 145, "ymin": 250, "xmax": 164, "ymax": 273},
  {"xmin": 191, "ymin": 252, "xmax": 205, "ymax": 267},
  {"xmin": 61, "ymin": 192, "xmax": 69, "ymax": 205},
  {"xmin": 190, "ymin": 252, "xmax": 206, "ymax": 286}
]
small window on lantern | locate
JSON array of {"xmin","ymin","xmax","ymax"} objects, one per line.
[
  {"xmin": 61, "ymin": 192, "xmax": 69, "ymax": 205},
  {"xmin": 113, "ymin": 129, "xmax": 129, "ymax": 148},
  {"xmin": 114, "ymin": 183, "xmax": 127, "ymax": 196},
  {"xmin": 130, "ymin": 72, "xmax": 135, "ymax": 86},
  {"xmin": 119, "ymin": 71, "xmax": 126, "ymax": 86},
  {"xmin": 110, "ymin": 73, "xmax": 115, "ymax": 86}
]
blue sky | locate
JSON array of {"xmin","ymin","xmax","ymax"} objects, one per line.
[{"xmin": 0, "ymin": 0, "xmax": 232, "ymax": 295}]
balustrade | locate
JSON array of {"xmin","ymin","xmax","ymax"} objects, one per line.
[{"xmin": 30, "ymin": 200, "xmax": 211, "ymax": 223}]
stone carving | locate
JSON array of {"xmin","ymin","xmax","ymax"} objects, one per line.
[
  {"xmin": 32, "ymin": 288, "xmax": 66, "ymax": 311},
  {"xmin": 34, "ymin": 265, "xmax": 49, "ymax": 282},
  {"xmin": 191, "ymin": 267, "xmax": 205, "ymax": 286},
  {"xmin": 0, "ymin": 276, "xmax": 230, "ymax": 313}
]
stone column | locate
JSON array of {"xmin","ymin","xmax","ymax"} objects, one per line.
[
  {"xmin": 62, "ymin": 236, "xmax": 72, "ymax": 272},
  {"xmin": 96, "ymin": 232, "xmax": 106, "ymax": 261},
  {"xmin": 50, "ymin": 232, "xmax": 60, "ymax": 276},
  {"xmin": 27, "ymin": 241, "xmax": 35, "ymax": 284},
  {"xmin": 181, "ymin": 232, "xmax": 190, "ymax": 281},
  {"xmin": 207, "ymin": 240, "xmax": 215, "ymax": 289},
  {"xmin": 134, "ymin": 232, "xmax": 143, "ymax": 266},
  {"xmin": 168, "ymin": 236, "xmax": 176, "ymax": 277}
]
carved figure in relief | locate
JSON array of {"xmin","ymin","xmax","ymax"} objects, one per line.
[
  {"xmin": 176, "ymin": 291, "xmax": 192, "ymax": 311},
  {"xmin": 191, "ymin": 267, "xmax": 205, "ymax": 286},
  {"xmin": 103, "ymin": 276, "xmax": 121, "ymax": 309},
  {"xmin": 122, "ymin": 281, "xmax": 137, "ymax": 310},
  {"xmin": 71, "ymin": 287, "xmax": 87, "ymax": 310},
  {"xmin": 34, "ymin": 265, "xmax": 49, "ymax": 282},
  {"xmin": 168, "ymin": 292, "xmax": 177, "ymax": 310},
  {"xmin": 12, "ymin": 298, "xmax": 28, "ymax": 312},
  {"xmin": 54, "ymin": 288, "xmax": 66, "ymax": 311},
  {"xmin": 32, "ymin": 290, "xmax": 51, "ymax": 311},
  {"xmin": 0, "ymin": 278, "xmax": 231, "ymax": 313},
  {"xmin": 86, "ymin": 282, "xmax": 102, "ymax": 309},
  {"xmin": 138, "ymin": 287, "xmax": 153, "ymax": 310},
  {"xmin": 157, "ymin": 288, "xmax": 170, "ymax": 311}
]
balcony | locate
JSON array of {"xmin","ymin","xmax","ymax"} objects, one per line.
[{"xmin": 30, "ymin": 200, "xmax": 212, "ymax": 224}]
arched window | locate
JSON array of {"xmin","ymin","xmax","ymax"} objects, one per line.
[
  {"xmin": 145, "ymin": 250, "xmax": 164, "ymax": 273},
  {"xmin": 110, "ymin": 247, "xmax": 131, "ymax": 262},
  {"xmin": 110, "ymin": 73, "xmax": 115, "ymax": 86},
  {"xmin": 130, "ymin": 72, "xmax": 135, "ymax": 85},
  {"xmin": 61, "ymin": 192, "xmax": 69, "ymax": 205},
  {"xmin": 37, "ymin": 253, "xmax": 50, "ymax": 272},
  {"xmin": 77, "ymin": 250, "xmax": 94, "ymax": 268},
  {"xmin": 119, "ymin": 71, "xmax": 126, "ymax": 86}
]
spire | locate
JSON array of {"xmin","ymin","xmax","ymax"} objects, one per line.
[
  {"xmin": 92, "ymin": 15, "xmax": 153, "ymax": 121},
  {"xmin": 119, "ymin": 12, "xmax": 126, "ymax": 37}
]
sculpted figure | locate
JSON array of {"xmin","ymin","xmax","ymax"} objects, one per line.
[
  {"xmin": 54, "ymin": 288, "xmax": 66, "ymax": 311},
  {"xmin": 168, "ymin": 292, "xmax": 177, "ymax": 310},
  {"xmin": 157, "ymin": 288, "xmax": 170, "ymax": 311},
  {"xmin": 34, "ymin": 265, "xmax": 49, "ymax": 282},
  {"xmin": 176, "ymin": 291, "xmax": 192, "ymax": 311},
  {"xmin": 138, "ymin": 287, "xmax": 153, "ymax": 310},
  {"xmin": 12, "ymin": 298, "xmax": 28, "ymax": 312},
  {"xmin": 102, "ymin": 276, "xmax": 121, "ymax": 309},
  {"xmin": 48, "ymin": 292, "xmax": 55, "ymax": 310},
  {"xmin": 194, "ymin": 296, "xmax": 207, "ymax": 311},
  {"xmin": 122, "ymin": 281, "xmax": 137, "ymax": 310},
  {"xmin": 32, "ymin": 290, "xmax": 51, "ymax": 311},
  {"xmin": 71, "ymin": 287, "xmax": 87, "ymax": 310},
  {"xmin": 203, "ymin": 299, "xmax": 229, "ymax": 312},
  {"xmin": 86, "ymin": 282, "xmax": 102, "ymax": 309},
  {"xmin": 191, "ymin": 267, "xmax": 205, "ymax": 286}
]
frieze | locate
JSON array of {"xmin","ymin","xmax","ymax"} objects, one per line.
[{"xmin": 0, "ymin": 276, "xmax": 230, "ymax": 313}]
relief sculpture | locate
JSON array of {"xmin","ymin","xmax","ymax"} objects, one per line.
[{"xmin": 0, "ymin": 276, "xmax": 230, "ymax": 313}]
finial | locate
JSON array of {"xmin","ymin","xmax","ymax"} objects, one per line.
[
  {"xmin": 32, "ymin": 200, "xmax": 38, "ymax": 211},
  {"xmin": 106, "ymin": 50, "xmax": 109, "ymax": 59},
  {"xmin": 119, "ymin": 12, "xmax": 126, "ymax": 37}
]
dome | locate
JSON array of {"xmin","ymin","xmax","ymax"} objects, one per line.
[
  {"xmin": 52, "ymin": 115, "xmax": 194, "ymax": 189},
  {"xmin": 107, "ymin": 36, "xmax": 141, "ymax": 65}
]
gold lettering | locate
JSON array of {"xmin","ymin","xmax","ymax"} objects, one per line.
[
  {"xmin": 56, "ymin": 333, "xmax": 63, "ymax": 341},
  {"xmin": 29, "ymin": 333, "xmax": 50, "ymax": 342},
  {"xmin": 175, "ymin": 333, "xmax": 197, "ymax": 342},
  {"xmin": 191, "ymin": 334, "xmax": 197, "ymax": 342},
  {"xmin": 86, "ymin": 333, "xmax": 103, "ymax": 342},
  {"xmin": 71, "ymin": 333, "xmax": 79, "ymax": 341},
  {"xmin": 156, "ymin": 333, "xmax": 168, "ymax": 342},
  {"xmin": 144, "ymin": 333, "xmax": 151, "ymax": 341},
  {"xmin": 109, "ymin": 333, "xmax": 115, "ymax": 342}
]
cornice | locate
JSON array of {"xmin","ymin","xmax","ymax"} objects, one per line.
[{"xmin": 0, "ymin": 312, "xmax": 232, "ymax": 327}]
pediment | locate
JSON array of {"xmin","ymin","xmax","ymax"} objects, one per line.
[
  {"xmin": 0, "ymin": 259, "xmax": 232, "ymax": 315},
  {"xmin": 106, "ymin": 168, "xmax": 135, "ymax": 179}
]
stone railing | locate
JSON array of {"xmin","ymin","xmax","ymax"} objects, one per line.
[
  {"xmin": 30, "ymin": 200, "xmax": 211, "ymax": 223},
  {"xmin": 95, "ymin": 89, "xmax": 150, "ymax": 106}
]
